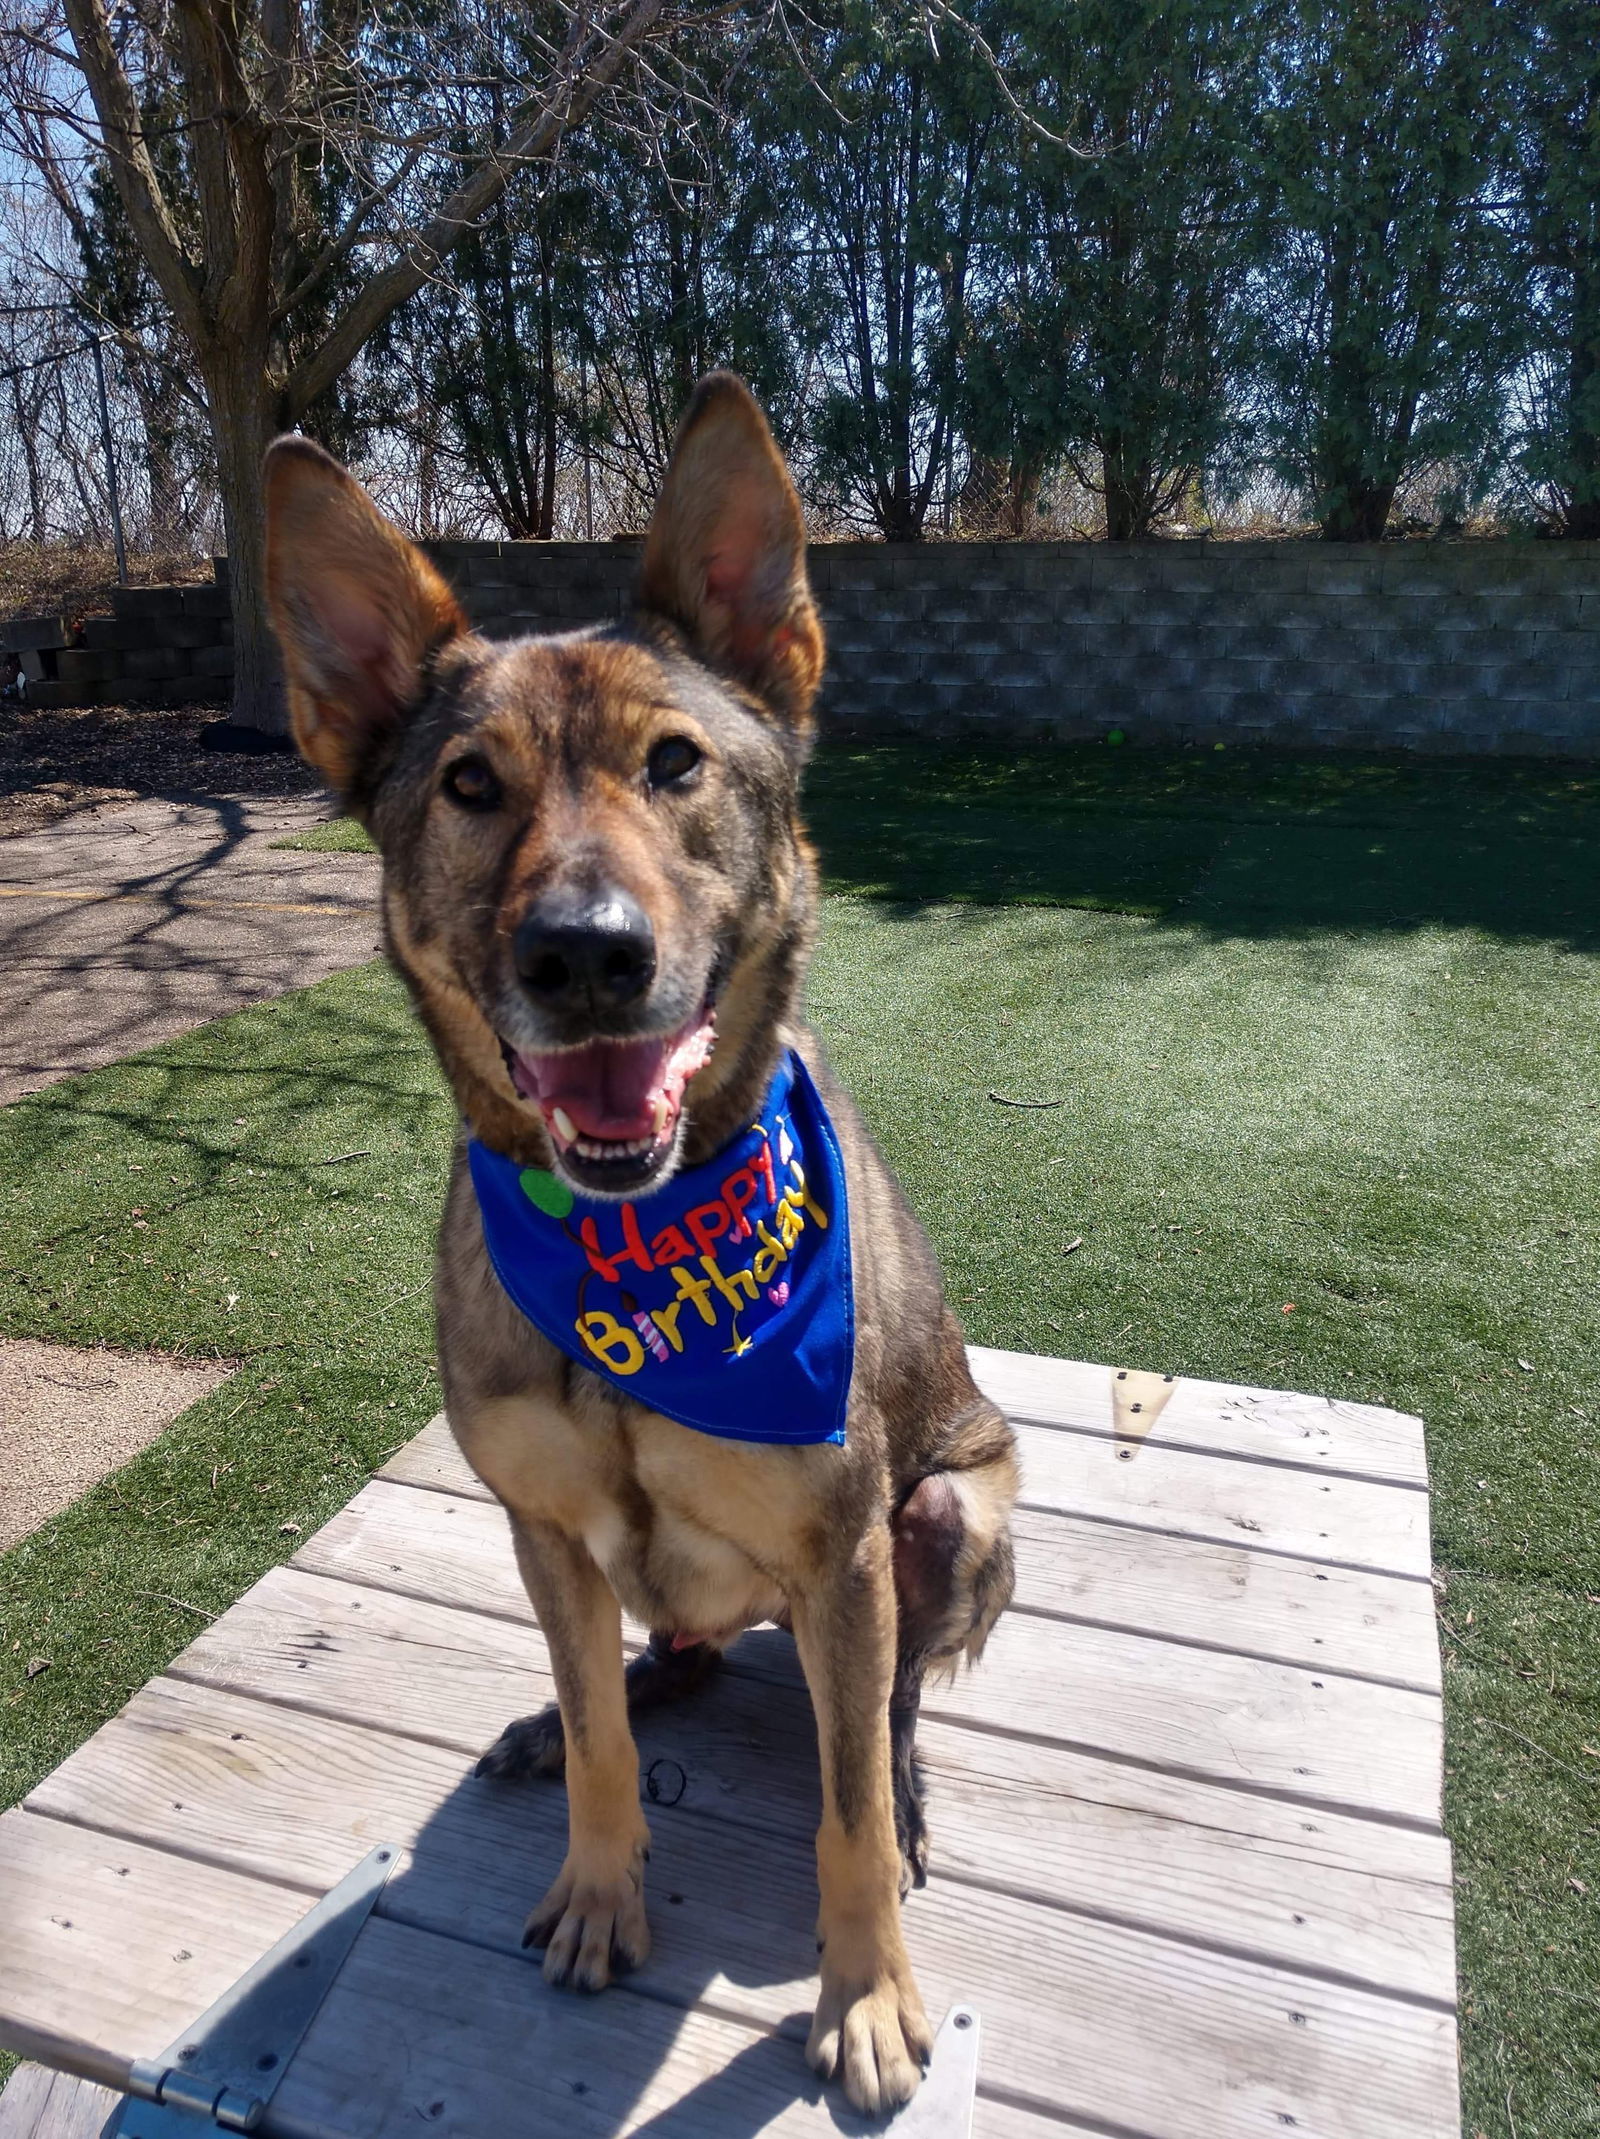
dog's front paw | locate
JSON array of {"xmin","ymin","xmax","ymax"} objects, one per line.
[
  {"xmin": 806, "ymin": 1950, "xmax": 932, "ymax": 2115},
  {"xmin": 475, "ymin": 1705, "xmax": 566, "ymax": 1781},
  {"xmin": 522, "ymin": 1831, "xmax": 651, "ymax": 1992}
]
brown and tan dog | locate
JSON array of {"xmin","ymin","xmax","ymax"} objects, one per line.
[{"xmin": 264, "ymin": 374, "xmax": 1018, "ymax": 2114}]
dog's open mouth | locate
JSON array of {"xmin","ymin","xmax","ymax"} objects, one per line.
[{"xmin": 501, "ymin": 1003, "xmax": 716, "ymax": 1192}]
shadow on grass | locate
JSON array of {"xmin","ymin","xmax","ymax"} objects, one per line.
[
  {"xmin": 805, "ymin": 741, "xmax": 1600, "ymax": 949},
  {"xmin": 264, "ymin": 740, "xmax": 1600, "ymax": 944},
  {"xmin": 0, "ymin": 967, "xmax": 451, "ymax": 1371}
]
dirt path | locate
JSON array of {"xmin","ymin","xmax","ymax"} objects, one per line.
[
  {"xmin": 0, "ymin": 792, "xmax": 381, "ymax": 1103},
  {"xmin": 0, "ymin": 1339, "xmax": 234, "ymax": 1551}
]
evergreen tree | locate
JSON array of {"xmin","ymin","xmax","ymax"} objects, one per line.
[
  {"xmin": 561, "ymin": 43, "xmax": 807, "ymax": 525},
  {"xmin": 1506, "ymin": 0, "xmax": 1600, "ymax": 535},
  {"xmin": 1252, "ymin": 0, "xmax": 1520, "ymax": 541},
  {"xmin": 964, "ymin": 0, "xmax": 1264, "ymax": 539},
  {"xmin": 378, "ymin": 184, "xmax": 576, "ymax": 539},
  {"xmin": 752, "ymin": 3, "xmax": 999, "ymax": 539}
]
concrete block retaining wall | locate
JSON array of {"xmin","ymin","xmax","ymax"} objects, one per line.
[
  {"xmin": 21, "ymin": 538, "xmax": 1600, "ymax": 756},
  {"xmin": 26, "ymin": 583, "xmax": 232, "ymax": 710}
]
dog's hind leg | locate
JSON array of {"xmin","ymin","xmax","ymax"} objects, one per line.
[
  {"xmin": 888, "ymin": 1652, "xmax": 929, "ymax": 1896},
  {"xmin": 889, "ymin": 1432, "xmax": 1019, "ymax": 1890},
  {"xmin": 478, "ymin": 1629, "xmax": 722, "ymax": 1782}
]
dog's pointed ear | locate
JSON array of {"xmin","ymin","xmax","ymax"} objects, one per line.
[
  {"xmin": 264, "ymin": 435, "xmax": 466, "ymax": 793},
  {"xmin": 638, "ymin": 373, "xmax": 824, "ymax": 726}
]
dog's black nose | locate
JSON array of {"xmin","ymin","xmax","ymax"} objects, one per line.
[{"xmin": 514, "ymin": 887, "xmax": 656, "ymax": 1010}]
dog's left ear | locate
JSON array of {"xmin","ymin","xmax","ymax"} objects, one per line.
[
  {"xmin": 639, "ymin": 373, "xmax": 824, "ymax": 726},
  {"xmin": 264, "ymin": 435, "xmax": 467, "ymax": 795}
]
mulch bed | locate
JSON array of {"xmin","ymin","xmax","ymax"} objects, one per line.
[{"xmin": 0, "ymin": 704, "xmax": 321, "ymax": 837}]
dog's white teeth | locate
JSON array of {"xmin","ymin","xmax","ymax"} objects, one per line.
[
  {"xmin": 651, "ymin": 1094, "xmax": 671, "ymax": 1136},
  {"xmin": 569, "ymin": 1132, "xmax": 658, "ymax": 1162},
  {"xmin": 550, "ymin": 1107, "xmax": 577, "ymax": 1146}
]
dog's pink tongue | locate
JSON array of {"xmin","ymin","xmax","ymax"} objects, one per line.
[
  {"xmin": 512, "ymin": 1011, "xmax": 715, "ymax": 1145},
  {"xmin": 516, "ymin": 1033, "xmax": 667, "ymax": 1141}
]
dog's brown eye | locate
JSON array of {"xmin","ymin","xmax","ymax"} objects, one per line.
[
  {"xmin": 647, "ymin": 736, "xmax": 702, "ymax": 789},
  {"xmin": 442, "ymin": 756, "xmax": 501, "ymax": 811}
]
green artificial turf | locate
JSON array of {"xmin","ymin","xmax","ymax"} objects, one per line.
[
  {"xmin": 5, "ymin": 740, "xmax": 1600, "ymax": 2133},
  {"xmin": 274, "ymin": 738, "xmax": 1600, "ymax": 927},
  {"xmin": 270, "ymin": 815, "xmax": 376, "ymax": 853}
]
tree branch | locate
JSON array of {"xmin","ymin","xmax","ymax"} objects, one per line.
[
  {"xmin": 60, "ymin": 0, "xmax": 207, "ymax": 346},
  {"xmin": 268, "ymin": 134, "xmax": 439, "ymax": 327},
  {"xmin": 283, "ymin": 0, "xmax": 668, "ymax": 419}
]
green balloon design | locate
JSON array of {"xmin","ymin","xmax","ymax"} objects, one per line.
[{"xmin": 519, "ymin": 1167, "xmax": 574, "ymax": 1218}]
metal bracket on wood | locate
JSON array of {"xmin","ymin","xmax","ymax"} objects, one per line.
[
  {"xmin": 892, "ymin": 2003, "xmax": 981, "ymax": 2139},
  {"xmin": 108, "ymin": 1844, "xmax": 397, "ymax": 2135}
]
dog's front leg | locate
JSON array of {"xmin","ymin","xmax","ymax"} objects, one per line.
[
  {"xmin": 510, "ymin": 1517, "xmax": 651, "ymax": 1991},
  {"xmin": 791, "ymin": 1524, "xmax": 934, "ymax": 2114}
]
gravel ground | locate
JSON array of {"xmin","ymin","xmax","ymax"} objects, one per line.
[
  {"xmin": 0, "ymin": 704, "xmax": 321, "ymax": 838},
  {"xmin": 0, "ymin": 1338, "xmax": 234, "ymax": 1551}
]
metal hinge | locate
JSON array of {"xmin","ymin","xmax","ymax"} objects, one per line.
[{"xmin": 110, "ymin": 1844, "xmax": 397, "ymax": 2136}]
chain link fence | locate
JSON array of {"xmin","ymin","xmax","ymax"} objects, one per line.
[{"xmin": 0, "ymin": 313, "xmax": 222, "ymax": 579}]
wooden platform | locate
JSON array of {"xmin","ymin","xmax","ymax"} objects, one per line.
[{"xmin": 0, "ymin": 1347, "xmax": 1460, "ymax": 2138}]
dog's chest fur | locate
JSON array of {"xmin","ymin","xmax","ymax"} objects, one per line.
[
  {"xmin": 459, "ymin": 1384, "xmax": 821, "ymax": 1639},
  {"xmin": 438, "ymin": 1162, "xmax": 836, "ymax": 1639}
]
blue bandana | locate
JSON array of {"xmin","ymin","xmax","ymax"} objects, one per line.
[{"xmin": 467, "ymin": 1049, "xmax": 853, "ymax": 1446}]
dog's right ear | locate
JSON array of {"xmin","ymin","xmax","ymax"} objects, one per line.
[{"xmin": 264, "ymin": 436, "xmax": 466, "ymax": 794}]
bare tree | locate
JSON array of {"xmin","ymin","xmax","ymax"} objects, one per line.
[{"xmin": 8, "ymin": 0, "xmax": 697, "ymax": 733}]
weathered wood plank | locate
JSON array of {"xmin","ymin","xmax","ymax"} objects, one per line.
[
  {"xmin": 282, "ymin": 1920, "xmax": 1089, "ymax": 2139},
  {"xmin": 351, "ymin": 1465, "xmax": 1443, "ymax": 1692},
  {"xmin": 143, "ymin": 1566, "xmax": 1455, "ymax": 1974},
  {"xmin": 3, "ymin": 1804, "xmax": 1458, "ymax": 2139},
  {"xmin": 0, "ymin": 1815, "xmax": 1079, "ymax": 2139},
  {"xmin": 968, "ymin": 1346, "xmax": 1430, "ymax": 1487},
  {"xmin": 171, "ymin": 1565, "xmax": 1452, "ymax": 1877},
  {"xmin": 1014, "ymin": 1422, "xmax": 1431, "ymax": 1577},
  {"xmin": 0, "ymin": 1811, "xmax": 312, "ymax": 2091},
  {"xmin": 0, "ymin": 1347, "xmax": 1459, "ymax": 2139},
  {"xmin": 377, "ymin": 1412, "xmax": 471, "ymax": 1494},
  {"xmin": 0, "ymin": 2063, "xmax": 118, "ymax": 2139},
  {"xmin": 1007, "ymin": 1507, "xmax": 1440, "ymax": 1693},
  {"xmin": 294, "ymin": 1482, "xmax": 1444, "ymax": 1823},
  {"xmin": 382, "ymin": 1344, "xmax": 1432, "ymax": 1499},
  {"xmin": 27, "ymin": 1673, "xmax": 1458, "ymax": 2005},
  {"xmin": 161, "ymin": 1565, "xmax": 1451, "ymax": 1884},
  {"xmin": 949, "ymin": 1616, "xmax": 1439, "ymax": 1824},
  {"xmin": 380, "ymin": 1407, "xmax": 1436, "ymax": 1579}
]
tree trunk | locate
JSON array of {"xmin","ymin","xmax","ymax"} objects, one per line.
[
  {"xmin": 1004, "ymin": 457, "xmax": 1043, "ymax": 538},
  {"xmin": 1320, "ymin": 477, "xmax": 1397, "ymax": 543},
  {"xmin": 13, "ymin": 375, "xmax": 47, "ymax": 542},
  {"xmin": 1315, "ymin": 330, "xmax": 1404, "ymax": 541},
  {"xmin": 1103, "ymin": 479, "xmax": 1139, "ymax": 542},
  {"xmin": 1560, "ymin": 250, "xmax": 1600, "ymax": 537},
  {"xmin": 204, "ymin": 346, "xmax": 284, "ymax": 735},
  {"xmin": 1313, "ymin": 410, "xmax": 1398, "ymax": 540},
  {"xmin": 538, "ymin": 249, "xmax": 557, "ymax": 541},
  {"xmin": 1102, "ymin": 434, "xmax": 1146, "ymax": 542}
]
